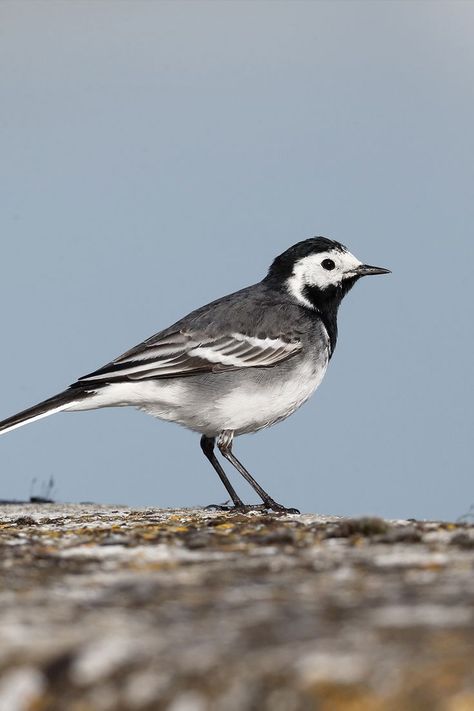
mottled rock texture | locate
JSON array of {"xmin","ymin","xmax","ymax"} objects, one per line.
[{"xmin": 0, "ymin": 504, "xmax": 474, "ymax": 710}]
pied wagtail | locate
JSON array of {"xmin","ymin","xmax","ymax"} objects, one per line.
[{"xmin": 0, "ymin": 237, "xmax": 389, "ymax": 513}]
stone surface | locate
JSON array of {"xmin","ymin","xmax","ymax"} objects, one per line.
[{"xmin": 0, "ymin": 504, "xmax": 474, "ymax": 710}]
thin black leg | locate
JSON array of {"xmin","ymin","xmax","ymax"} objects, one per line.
[
  {"xmin": 200, "ymin": 435, "xmax": 244, "ymax": 508},
  {"xmin": 216, "ymin": 430, "xmax": 300, "ymax": 514}
]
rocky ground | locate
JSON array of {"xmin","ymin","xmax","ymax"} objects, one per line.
[{"xmin": 0, "ymin": 504, "xmax": 473, "ymax": 711}]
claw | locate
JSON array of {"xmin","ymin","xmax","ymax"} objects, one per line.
[
  {"xmin": 234, "ymin": 503, "xmax": 300, "ymax": 515},
  {"xmin": 231, "ymin": 504, "xmax": 267, "ymax": 513},
  {"xmin": 204, "ymin": 504, "xmax": 234, "ymax": 511},
  {"xmin": 263, "ymin": 501, "xmax": 301, "ymax": 514},
  {"xmin": 204, "ymin": 502, "xmax": 300, "ymax": 515}
]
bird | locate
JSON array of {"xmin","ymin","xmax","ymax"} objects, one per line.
[{"xmin": 0, "ymin": 237, "xmax": 389, "ymax": 513}]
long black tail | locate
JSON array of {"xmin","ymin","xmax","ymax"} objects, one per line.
[{"xmin": 0, "ymin": 388, "xmax": 92, "ymax": 436}]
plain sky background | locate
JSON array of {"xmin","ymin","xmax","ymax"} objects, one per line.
[{"xmin": 0, "ymin": 0, "xmax": 473, "ymax": 520}]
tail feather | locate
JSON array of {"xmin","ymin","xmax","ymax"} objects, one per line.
[{"xmin": 0, "ymin": 388, "xmax": 91, "ymax": 436}]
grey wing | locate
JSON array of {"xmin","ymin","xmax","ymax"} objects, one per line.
[{"xmin": 77, "ymin": 330, "xmax": 302, "ymax": 383}]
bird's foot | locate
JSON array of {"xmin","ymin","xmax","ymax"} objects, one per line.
[
  {"xmin": 206, "ymin": 502, "xmax": 266, "ymax": 513},
  {"xmin": 262, "ymin": 500, "xmax": 301, "ymax": 515},
  {"xmin": 232, "ymin": 504, "xmax": 268, "ymax": 513},
  {"xmin": 230, "ymin": 502, "xmax": 300, "ymax": 515},
  {"xmin": 204, "ymin": 501, "xmax": 238, "ymax": 511},
  {"xmin": 204, "ymin": 501, "xmax": 300, "ymax": 514}
]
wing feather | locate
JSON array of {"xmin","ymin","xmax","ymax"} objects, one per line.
[{"xmin": 78, "ymin": 331, "xmax": 301, "ymax": 383}]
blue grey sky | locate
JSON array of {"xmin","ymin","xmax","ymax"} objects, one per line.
[{"xmin": 1, "ymin": 1, "xmax": 473, "ymax": 520}]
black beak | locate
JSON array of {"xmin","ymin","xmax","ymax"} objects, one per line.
[{"xmin": 355, "ymin": 264, "xmax": 391, "ymax": 277}]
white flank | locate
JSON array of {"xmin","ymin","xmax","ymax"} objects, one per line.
[
  {"xmin": 215, "ymin": 357, "xmax": 329, "ymax": 435},
  {"xmin": 66, "ymin": 382, "xmax": 187, "ymax": 410}
]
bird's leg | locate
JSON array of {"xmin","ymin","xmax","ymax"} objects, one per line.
[
  {"xmin": 216, "ymin": 430, "xmax": 300, "ymax": 514},
  {"xmin": 200, "ymin": 435, "xmax": 244, "ymax": 509}
]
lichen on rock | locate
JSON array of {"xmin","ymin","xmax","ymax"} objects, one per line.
[{"xmin": 0, "ymin": 504, "xmax": 473, "ymax": 710}]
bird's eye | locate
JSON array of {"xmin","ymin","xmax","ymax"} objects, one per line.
[{"xmin": 321, "ymin": 259, "xmax": 336, "ymax": 271}]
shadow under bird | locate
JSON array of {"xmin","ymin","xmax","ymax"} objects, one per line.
[{"xmin": 0, "ymin": 237, "xmax": 390, "ymax": 513}]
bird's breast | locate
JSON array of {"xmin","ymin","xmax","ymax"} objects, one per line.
[{"xmin": 213, "ymin": 352, "xmax": 329, "ymax": 436}]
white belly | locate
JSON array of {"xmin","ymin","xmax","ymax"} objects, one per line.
[
  {"xmin": 213, "ymin": 359, "xmax": 328, "ymax": 435},
  {"xmin": 68, "ymin": 357, "xmax": 328, "ymax": 437}
]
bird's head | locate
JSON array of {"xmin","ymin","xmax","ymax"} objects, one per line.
[{"xmin": 265, "ymin": 237, "xmax": 390, "ymax": 310}]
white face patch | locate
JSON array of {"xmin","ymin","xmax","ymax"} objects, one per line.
[{"xmin": 286, "ymin": 248, "xmax": 363, "ymax": 308}]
